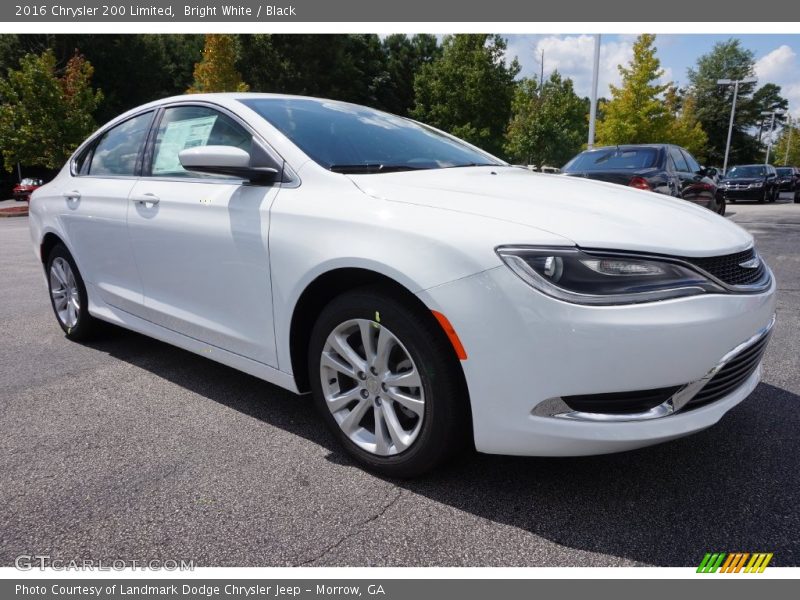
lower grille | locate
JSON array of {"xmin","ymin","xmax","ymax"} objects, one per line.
[
  {"xmin": 686, "ymin": 330, "xmax": 771, "ymax": 409},
  {"xmin": 562, "ymin": 386, "xmax": 680, "ymax": 414}
]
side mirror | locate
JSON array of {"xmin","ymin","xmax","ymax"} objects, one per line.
[{"xmin": 179, "ymin": 144, "xmax": 279, "ymax": 184}]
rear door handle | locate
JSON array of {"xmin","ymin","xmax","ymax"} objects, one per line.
[
  {"xmin": 131, "ymin": 193, "xmax": 160, "ymax": 206},
  {"xmin": 62, "ymin": 190, "xmax": 81, "ymax": 200}
]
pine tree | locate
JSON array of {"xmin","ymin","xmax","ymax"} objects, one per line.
[
  {"xmin": 596, "ymin": 34, "xmax": 670, "ymax": 146},
  {"xmin": 187, "ymin": 34, "xmax": 249, "ymax": 94}
]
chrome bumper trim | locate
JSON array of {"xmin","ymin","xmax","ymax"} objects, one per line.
[{"xmin": 532, "ymin": 314, "xmax": 776, "ymax": 422}]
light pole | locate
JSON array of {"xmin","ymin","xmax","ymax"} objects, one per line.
[
  {"xmin": 762, "ymin": 109, "xmax": 784, "ymax": 165},
  {"xmin": 717, "ymin": 77, "xmax": 757, "ymax": 175},
  {"xmin": 587, "ymin": 34, "xmax": 601, "ymax": 150},
  {"xmin": 785, "ymin": 116, "xmax": 794, "ymax": 165}
]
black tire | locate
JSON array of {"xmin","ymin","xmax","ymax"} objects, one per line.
[
  {"xmin": 308, "ymin": 286, "xmax": 470, "ymax": 477},
  {"xmin": 759, "ymin": 189, "xmax": 767, "ymax": 203},
  {"xmin": 769, "ymin": 187, "xmax": 777, "ymax": 203},
  {"xmin": 46, "ymin": 243, "xmax": 100, "ymax": 341},
  {"xmin": 717, "ymin": 197, "xmax": 726, "ymax": 216}
]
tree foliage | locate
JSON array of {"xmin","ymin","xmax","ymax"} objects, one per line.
[
  {"xmin": 504, "ymin": 71, "xmax": 587, "ymax": 167},
  {"xmin": 773, "ymin": 121, "xmax": 800, "ymax": 166},
  {"xmin": 411, "ymin": 34, "xmax": 519, "ymax": 156},
  {"xmin": 663, "ymin": 87, "xmax": 708, "ymax": 157},
  {"xmin": 595, "ymin": 34, "xmax": 671, "ymax": 146},
  {"xmin": 0, "ymin": 49, "xmax": 102, "ymax": 172},
  {"xmin": 187, "ymin": 34, "xmax": 249, "ymax": 94},
  {"xmin": 688, "ymin": 39, "xmax": 760, "ymax": 165}
]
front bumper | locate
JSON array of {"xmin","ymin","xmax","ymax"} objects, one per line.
[
  {"xmin": 417, "ymin": 265, "xmax": 777, "ymax": 456},
  {"xmin": 722, "ymin": 187, "xmax": 765, "ymax": 201}
]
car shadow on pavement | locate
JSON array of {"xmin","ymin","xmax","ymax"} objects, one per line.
[{"xmin": 88, "ymin": 327, "xmax": 800, "ymax": 567}]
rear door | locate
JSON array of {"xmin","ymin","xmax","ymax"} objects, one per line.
[
  {"xmin": 126, "ymin": 104, "xmax": 281, "ymax": 366},
  {"xmin": 59, "ymin": 111, "xmax": 154, "ymax": 314}
]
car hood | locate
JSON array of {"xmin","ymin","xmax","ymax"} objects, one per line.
[{"xmin": 348, "ymin": 166, "xmax": 752, "ymax": 257}]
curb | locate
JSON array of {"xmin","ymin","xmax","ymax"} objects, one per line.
[{"xmin": 0, "ymin": 207, "xmax": 29, "ymax": 218}]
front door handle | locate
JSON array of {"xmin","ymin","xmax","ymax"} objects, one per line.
[
  {"xmin": 62, "ymin": 190, "xmax": 81, "ymax": 200},
  {"xmin": 131, "ymin": 193, "xmax": 160, "ymax": 206}
]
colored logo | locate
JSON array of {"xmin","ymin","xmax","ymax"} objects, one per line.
[{"xmin": 697, "ymin": 552, "xmax": 773, "ymax": 573}]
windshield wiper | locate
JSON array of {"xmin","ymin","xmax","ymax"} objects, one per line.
[
  {"xmin": 440, "ymin": 162, "xmax": 500, "ymax": 169},
  {"xmin": 329, "ymin": 163, "xmax": 430, "ymax": 174}
]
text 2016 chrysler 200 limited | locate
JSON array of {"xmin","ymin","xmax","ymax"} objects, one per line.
[{"xmin": 29, "ymin": 94, "xmax": 776, "ymax": 477}]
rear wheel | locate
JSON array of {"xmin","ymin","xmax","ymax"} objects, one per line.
[
  {"xmin": 308, "ymin": 286, "xmax": 469, "ymax": 477},
  {"xmin": 46, "ymin": 244, "xmax": 100, "ymax": 341}
]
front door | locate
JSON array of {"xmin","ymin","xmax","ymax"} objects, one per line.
[{"xmin": 126, "ymin": 105, "xmax": 280, "ymax": 366}]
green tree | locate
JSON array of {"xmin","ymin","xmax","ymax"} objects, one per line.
[
  {"xmin": 238, "ymin": 34, "xmax": 391, "ymax": 108},
  {"xmin": 596, "ymin": 34, "xmax": 670, "ymax": 146},
  {"xmin": 188, "ymin": 34, "xmax": 249, "ymax": 93},
  {"xmin": 504, "ymin": 71, "xmax": 587, "ymax": 168},
  {"xmin": 0, "ymin": 49, "xmax": 102, "ymax": 172},
  {"xmin": 688, "ymin": 39, "xmax": 760, "ymax": 165},
  {"xmin": 773, "ymin": 120, "xmax": 800, "ymax": 166},
  {"xmin": 411, "ymin": 34, "xmax": 519, "ymax": 156},
  {"xmin": 663, "ymin": 87, "xmax": 708, "ymax": 157},
  {"xmin": 377, "ymin": 34, "xmax": 440, "ymax": 115}
]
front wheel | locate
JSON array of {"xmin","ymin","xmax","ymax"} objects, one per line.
[
  {"xmin": 716, "ymin": 197, "xmax": 726, "ymax": 216},
  {"xmin": 760, "ymin": 189, "xmax": 768, "ymax": 203},
  {"xmin": 308, "ymin": 287, "xmax": 469, "ymax": 477},
  {"xmin": 46, "ymin": 244, "xmax": 100, "ymax": 341}
]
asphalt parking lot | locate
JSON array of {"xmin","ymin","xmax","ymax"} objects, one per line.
[{"xmin": 1, "ymin": 196, "xmax": 799, "ymax": 567}]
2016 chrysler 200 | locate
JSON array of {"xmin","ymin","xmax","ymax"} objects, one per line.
[{"xmin": 29, "ymin": 94, "xmax": 776, "ymax": 477}]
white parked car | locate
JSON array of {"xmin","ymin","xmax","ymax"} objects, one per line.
[{"xmin": 29, "ymin": 94, "xmax": 776, "ymax": 477}]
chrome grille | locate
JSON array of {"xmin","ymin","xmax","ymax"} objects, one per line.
[
  {"xmin": 684, "ymin": 248, "xmax": 766, "ymax": 287},
  {"xmin": 687, "ymin": 329, "xmax": 771, "ymax": 409}
]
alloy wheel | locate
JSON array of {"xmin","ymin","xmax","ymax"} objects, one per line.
[
  {"xmin": 319, "ymin": 318, "xmax": 425, "ymax": 456},
  {"xmin": 49, "ymin": 257, "xmax": 80, "ymax": 328}
]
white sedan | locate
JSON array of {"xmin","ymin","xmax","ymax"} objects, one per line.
[{"xmin": 29, "ymin": 94, "xmax": 776, "ymax": 477}]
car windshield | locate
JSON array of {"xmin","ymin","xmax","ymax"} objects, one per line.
[
  {"xmin": 727, "ymin": 166, "xmax": 765, "ymax": 178},
  {"xmin": 776, "ymin": 167, "xmax": 793, "ymax": 176},
  {"xmin": 562, "ymin": 148, "xmax": 659, "ymax": 172},
  {"xmin": 239, "ymin": 97, "xmax": 503, "ymax": 173}
]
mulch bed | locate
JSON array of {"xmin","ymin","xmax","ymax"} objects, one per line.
[{"xmin": 0, "ymin": 206, "xmax": 29, "ymax": 218}]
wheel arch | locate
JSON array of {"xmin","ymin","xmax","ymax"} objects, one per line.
[
  {"xmin": 40, "ymin": 231, "xmax": 66, "ymax": 265},
  {"xmin": 288, "ymin": 267, "xmax": 469, "ymax": 399}
]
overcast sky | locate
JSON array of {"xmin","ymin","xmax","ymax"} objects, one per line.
[{"xmin": 504, "ymin": 34, "xmax": 800, "ymax": 119}]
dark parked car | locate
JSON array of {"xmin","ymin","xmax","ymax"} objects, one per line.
[
  {"xmin": 562, "ymin": 144, "xmax": 724, "ymax": 214},
  {"xmin": 719, "ymin": 164, "xmax": 780, "ymax": 204},
  {"xmin": 12, "ymin": 178, "xmax": 43, "ymax": 201},
  {"xmin": 776, "ymin": 166, "xmax": 800, "ymax": 202}
]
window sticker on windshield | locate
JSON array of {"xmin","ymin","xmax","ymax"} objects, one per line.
[{"xmin": 153, "ymin": 115, "xmax": 217, "ymax": 174}]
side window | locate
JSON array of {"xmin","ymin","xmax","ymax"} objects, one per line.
[
  {"xmin": 681, "ymin": 149, "xmax": 701, "ymax": 174},
  {"xmin": 150, "ymin": 106, "xmax": 252, "ymax": 179},
  {"xmin": 668, "ymin": 147, "xmax": 689, "ymax": 172},
  {"xmin": 88, "ymin": 112, "xmax": 153, "ymax": 176}
]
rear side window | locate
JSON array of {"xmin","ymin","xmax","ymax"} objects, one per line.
[
  {"xmin": 681, "ymin": 149, "xmax": 701, "ymax": 173},
  {"xmin": 149, "ymin": 106, "xmax": 252, "ymax": 178},
  {"xmin": 668, "ymin": 147, "xmax": 689, "ymax": 172},
  {"xmin": 88, "ymin": 112, "xmax": 154, "ymax": 176}
]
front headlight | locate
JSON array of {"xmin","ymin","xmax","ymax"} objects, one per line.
[
  {"xmin": 749, "ymin": 181, "xmax": 763, "ymax": 188},
  {"xmin": 496, "ymin": 246, "xmax": 723, "ymax": 305}
]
